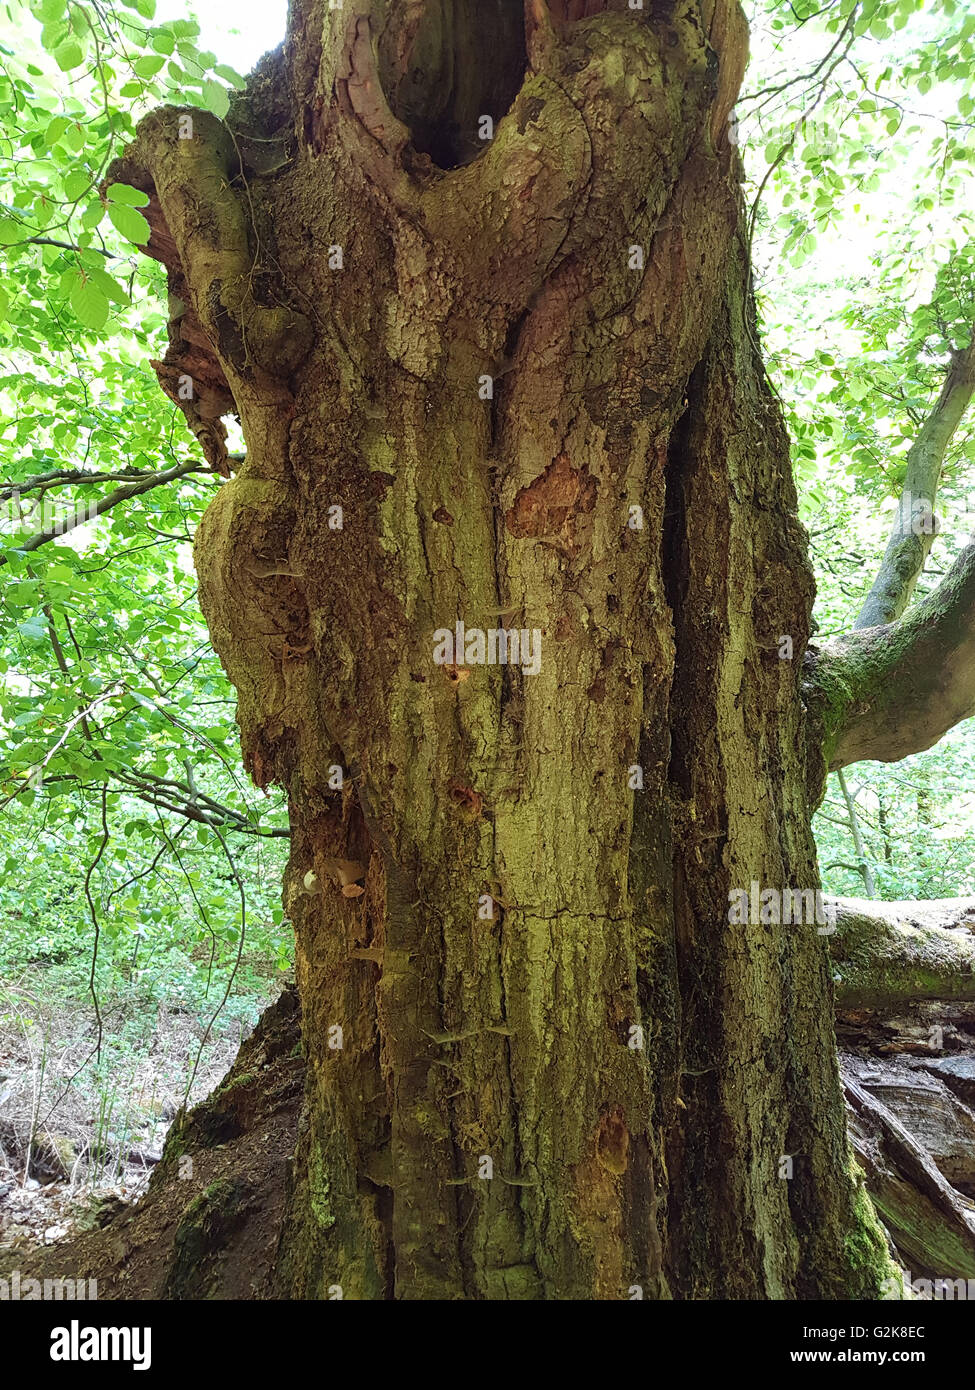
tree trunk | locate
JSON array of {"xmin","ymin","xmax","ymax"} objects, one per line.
[{"xmin": 112, "ymin": 0, "xmax": 894, "ymax": 1299}]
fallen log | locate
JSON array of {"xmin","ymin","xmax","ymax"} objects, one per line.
[
  {"xmin": 827, "ymin": 896, "xmax": 975, "ymax": 1012},
  {"xmin": 842, "ymin": 1061, "xmax": 975, "ymax": 1282}
]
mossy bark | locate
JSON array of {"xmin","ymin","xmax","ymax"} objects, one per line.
[
  {"xmin": 828, "ymin": 897, "xmax": 975, "ymax": 1012},
  {"xmin": 804, "ymin": 541, "xmax": 975, "ymax": 796},
  {"xmin": 113, "ymin": 0, "xmax": 896, "ymax": 1299}
]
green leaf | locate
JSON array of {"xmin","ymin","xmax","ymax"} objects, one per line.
[
  {"xmin": 53, "ymin": 39, "xmax": 85, "ymax": 71},
  {"xmin": 7, "ymin": 581, "xmax": 40, "ymax": 604},
  {"xmin": 106, "ymin": 182, "xmax": 150, "ymax": 208},
  {"xmin": 63, "ymin": 168, "xmax": 91, "ymax": 201},
  {"xmin": 107, "ymin": 202, "xmax": 151, "ymax": 245},
  {"xmin": 213, "ymin": 64, "xmax": 246, "ymax": 89},
  {"xmin": 132, "ymin": 54, "xmax": 165, "ymax": 79},
  {"xmin": 62, "ymin": 122, "xmax": 85, "ymax": 153},
  {"xmin": 202, "ymin": 80, "xmax": 230, "ymax": 120},
  {"xmin": 44, "ymin": 116, "xmax": 71, "ymax": 146},
  {"xmin": 18, "ymin": 616, "xmax": 49, "ymax": 641},
  {"xmin": 69, "ymin": 272, "xmax": 110, "ymax": 330},
  {"xmin": 85, "ymin": 265, "xmax": 130, "ymax": 306},
  {"xmin": 80, "ymin": 199, "xmax": 104, "ymax": 229},
  {"xmin": 40, "ymin": 19, "xmax": 70, "ymax": 51}
]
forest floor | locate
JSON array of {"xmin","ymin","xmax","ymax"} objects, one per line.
[
  {"xmin": 5, "ymin": 934, "xmax": 975, "ymax": 1296},
  {"xmin": 0, "ymin": 985, "xmax": 303, "ymax": 1299},
  {"xmin": 0, "ymin": 960, "xmax": 284, "ymax": 1263}
]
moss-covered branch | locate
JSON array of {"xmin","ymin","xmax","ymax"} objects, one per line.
[
  {"xmin": 805, "ymin": 542, "xmax": 975, "ymax": 791},
  {"xmin": 828, "ymin": 895, "xmax": 975, "ymax": 1011}
]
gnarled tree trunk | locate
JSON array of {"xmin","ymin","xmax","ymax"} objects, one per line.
[{"xmin": 111, "ymin": 0, "xmax": 894, "ymax": 1298}]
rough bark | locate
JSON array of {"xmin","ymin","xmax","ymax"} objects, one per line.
[
  {"xmin": 110, "ymin": 0, "xmax": 895, "ymax": 1299},
  {"xmin": 15, "ymin": 963, "xmax": 975, "ymax": 1300}
]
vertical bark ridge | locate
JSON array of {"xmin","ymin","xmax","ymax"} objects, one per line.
[{"xmin": 660, "ymin": 241, "xmax": 888, "ymax": 1297}]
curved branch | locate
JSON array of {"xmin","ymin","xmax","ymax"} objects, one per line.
[
  {"xmin": 805, "ymin": 541, "xmax": 975, "ymax": 784},
  {"xmin": 0, "ymin": 466, "xmax": 190, "ymax": 501},
  {"xmin": 0, "ymin": 458, "xmax": 209, "ymax": 563}
]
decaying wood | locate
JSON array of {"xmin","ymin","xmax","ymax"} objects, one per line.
[{"xmin": 843, "ymin": 1061, "xmax": 975, "ymax": 1282}]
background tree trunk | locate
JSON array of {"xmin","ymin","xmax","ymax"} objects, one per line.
[{"xmin": 113, "ymin": 0, "xmax": 895, "ymax": 1298}]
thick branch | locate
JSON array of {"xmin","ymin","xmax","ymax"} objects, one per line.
[
  {"xmin": 828, "ymin": 895, "xmax": 975, "ymax": 1011},
  {"xmin": 108, "ymin": 108, "xmax": 313, "ymax": 386},
  {"xmin": 857, "ymin": 332, "xmax": 975, "ymax": 629},
  {"xmin": 805, "ymin": 541, "xmax": 975, "ymax": 781}
]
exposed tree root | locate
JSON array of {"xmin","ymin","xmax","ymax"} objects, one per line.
[{"xmin": 1, "ymin": 988, "xmax": 302, "ymax": 1300}]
